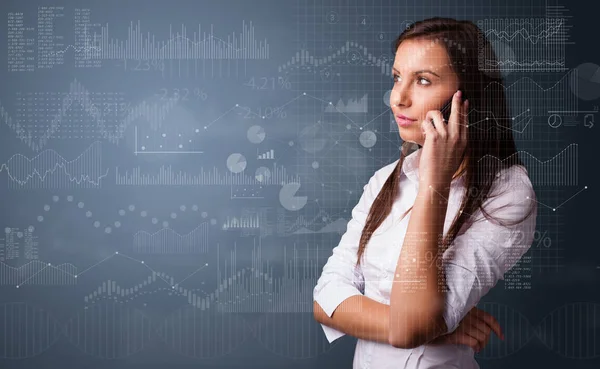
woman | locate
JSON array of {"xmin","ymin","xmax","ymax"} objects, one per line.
[{"xmin": 313, "ymin": 17, "xmax": 537, "ymax": 368}]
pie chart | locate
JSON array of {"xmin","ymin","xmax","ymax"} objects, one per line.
[
  {"xmin": 226, "ymin": 153, "xmax": 247, "ymax": 173},
  {"xmin": 299, "ymin": 124, "xmax": 328, "ymax": 153},
  {"xmin": 383, "ymin": 90, "xmax": 392, "ymax": 107},
  {"xmin": 570, "ymin": 63, "xmax": 600, "ymax": 101},
  {"xmin": 255, "ymin": 167, "xmax": 271, "ymax": 183},
  {"xmin": 247, "ymin": 125, "xmax": 266, "ymax": 144},
  {"xmin": 279, "ymin": 183, "xmax": 308, "ymax": 211},
  {"xmin": 359, "ymin": 130, "xmax": 377, "ymax": 148}
]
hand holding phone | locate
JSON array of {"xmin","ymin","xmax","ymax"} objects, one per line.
[
  {"xmin": 419, "ymin": 89, "xmax": 469, "ymax": 185},
  {"xmin": 432, "ymin": 91, "xmax": 467, "ymax": 128}
]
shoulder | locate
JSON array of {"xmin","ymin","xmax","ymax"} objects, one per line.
[
  {"xmin": 355, "ymin": 159, "xmax": 400, "ymax": 205},
  {"xmin": 365, "ymin": 159, "xmax": 400, "ymax": 192},
  {"xmin": 482, "ymin": 164, "xmax": 537, "ymax": 223},
  {"xmin": 491, "ymin": 164, "xmax": 535, "ymax": 200}
]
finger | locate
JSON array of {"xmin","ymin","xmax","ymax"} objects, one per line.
[
  {"xmin": 463, "ymin": 311, "xmax": 490, "ymax": 339},
  {"xmin": 472, "ymin": 319, "xmax": 493, "ymax": 351},
  {"xmin": 475, "ymin": 309, "xmax": 504, "ymax": 340},
  {"xmin": 481, "ymin": 329, "xmax": 492, "ymax": 351},
  {"xmin": 448, "ymin": 89, "xmax": 462, "ymax": 137},
  {"xmin": 465, "ymin": 320, "xmax": 488, "ymax": 343},
  {"xmin": 461, "ymin": 99, "xmax": 469, "ymax": 143},
  {"xmin": 429, "ymin": 334, "xmax": 451, "ymax": 345},
  {"xmin": 424, "ymin": 110, "xmax": 447, "ymax": 138},
  {"xmin": 471, "ymin": 322, "xmax": 492, "ymax": 353},
  {"xmin": 454, "ymin": 334, "xmax": 480, "ymax": 351},
  {"xmin": 421, "ymin": 115, "xmax": 437, "ymax": 140},
  {"xmin": 470, "ymin": 328, "xmax": 489, "ymax": 353},
  {"xmin": 481, "ymin": 311, "xmax": 504, "ymax": 340}
]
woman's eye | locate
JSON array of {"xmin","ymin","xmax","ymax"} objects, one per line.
[
  {"xmin": 392, "ymin": 74, "xmax": 430, "ymax": 85},
  {"xmin": 418, "ymin": 77, "xmax": 431, "ymax": 85}
]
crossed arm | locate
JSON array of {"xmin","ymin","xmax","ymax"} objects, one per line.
[
  {"xmin": 313, "ymin": 296, "xmax": 504, "ymax": 352},
  {"xmin": 313, "ymin": 295, "xmax": 392, "ymax": 344},
  {"xmin": 313, "ymin": 164, "xmax": 536, "ymax": 349}
]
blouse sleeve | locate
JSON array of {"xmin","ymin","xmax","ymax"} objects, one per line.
[
  {"xmin": 313, "ymin": 166, "xmax": 389, "ymax": 343},
  {"xmin": 441, "ymin": 165, "xmax": 538, "ymax": 333}
]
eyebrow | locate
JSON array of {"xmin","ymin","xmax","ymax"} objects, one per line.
[{"xmin": 392, "ymin": 66, "xmax": 440, "ymax": 78}]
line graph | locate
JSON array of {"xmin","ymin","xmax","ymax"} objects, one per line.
[
  {"xmin": 0, "ymin": 80, "xmax": 179, "ymax": 151},
  {"xmin": 0, "ymin": 141, "xmax": 107, "ymax": 189},
  {"xmin": 477, "ymin": 17, "xmax": 570, "ymax": 72}
]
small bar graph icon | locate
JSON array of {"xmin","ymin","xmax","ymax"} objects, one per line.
[
  {"xmin": 222, "ymin": 215, "xmax": 260, "ymax": 229},
  {"xmin": 257, "ymin": 149, "xmax": 274, "ymax": 160}
]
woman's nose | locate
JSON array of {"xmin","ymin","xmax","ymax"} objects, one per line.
[{"xmin": 391, "ymin": 86, "xmax": 411, "ymax": 107}]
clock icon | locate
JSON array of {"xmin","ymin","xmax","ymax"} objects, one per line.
[{"xmin": 547, "ymin": 114, "xmax": 562, "ymax": 128}]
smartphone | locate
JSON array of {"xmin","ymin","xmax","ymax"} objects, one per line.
[
  {"xmin": 432, "ymin": 91, "xmax": 467, "ymax": 128},
  {"xmin": 440, "ymin": 98, "xmax": 453, "ymax": 123},
  {"xmin": 430, "ymin": 98, "xmax": 452, "ymax": 129}
]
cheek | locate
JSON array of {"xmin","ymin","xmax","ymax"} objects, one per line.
[
  {"xmin": 410, "ymin": 99, "xmax": 427, "ymax": 119},
  {"xmin": 414, "ymin": 95, "xmax": 443, "ymax": 119}
]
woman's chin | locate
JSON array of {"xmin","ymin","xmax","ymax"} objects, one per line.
[{"xmin": 399, "ymin": 131, "xmax": 424, "ymax": 146}]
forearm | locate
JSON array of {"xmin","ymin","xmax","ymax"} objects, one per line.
[
  {"xmin": 389, "ymin": 182, "xmax": 451, "ymax": 346},
  {"xmin": 314, "ymin": 295, "xmax": 391, "ymax": 344}
]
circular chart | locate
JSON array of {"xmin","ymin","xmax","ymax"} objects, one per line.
[
  {"xmin": 279, "ymin": 183, "xmax": 308, "ymax": 211},
  {"xmin": 226, "ymin": 153, "xmax": 247, "ymax": 173},
  {"xmin": 383, "ymin": 90, "xmax": 392, "ymax": 107},
  {"xmin": 247, "ymin": 125, "xmax": 266, "ymax": 144},
  {"xmin": 359, "ymin": 130, "xmax": 377, "ymax": 148},
  {"xmin": 298, "ymin": 124, "xmax": 328, "ymax": 153},
  {"xmin": 255, "ymin": 167, "xmax": 271, "ymax": 183},
  {"xmin": 570, "ymin": 63, "xmax": 600, "ymax": 101}
]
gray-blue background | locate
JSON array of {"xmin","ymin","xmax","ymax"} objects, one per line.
[{"xmin": 1, "ymin": 0, "xmax": 598, "ymax": 368}]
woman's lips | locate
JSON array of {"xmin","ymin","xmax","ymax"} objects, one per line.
[{"xmin": 396, "ymin": 115, "xmax": 417, "ymax": 127}]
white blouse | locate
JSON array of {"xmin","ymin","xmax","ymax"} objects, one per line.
[{"xmin": 313, "ymin": 147, "xmax": 537, "ymax": 369}]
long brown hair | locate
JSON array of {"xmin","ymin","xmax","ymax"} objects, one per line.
[{"xmin": 356, "ymin": 17, "xmax": 536, "ymax": 266}]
